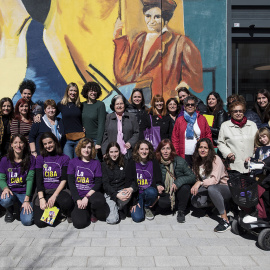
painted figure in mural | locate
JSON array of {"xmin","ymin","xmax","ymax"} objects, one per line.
[{"xmin": 113, "ymin": 0, "xmax": 203, "ymax": 102}]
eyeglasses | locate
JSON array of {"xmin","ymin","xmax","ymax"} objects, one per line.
[
  {"xmin": 185, "ymin": 103, "xmax": 195, "ymax": 107},
  {"xmin": 232, "ymin": 110, "xmax": 244, "ymax": 114}
]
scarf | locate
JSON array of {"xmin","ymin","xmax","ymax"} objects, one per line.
[
  {"xmin": 184, "ymin": 111, "xmax": 197, "ymax": 139},
  {"xmin": 231, "ymin": 116, "xmax": 247, "ymax": 128},
  {"xmin": 116, "ymin": 113, "xmax": 127, "ymax": 155},
  {"xmin": 160, "ymin": 157, "xmax": 175, "ymax": 210},
  {"xmin": 43, "ymin": 115, "xmax": 61, "ymax": 141}
]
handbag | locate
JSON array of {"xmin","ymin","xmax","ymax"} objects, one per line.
[
  {"xmin": 65, "ymin": 132, "xmax": 85, "ymax": 141},
  {"xmin": 143, "ymin": 115, "xmax": 161, "ymax": 150}
]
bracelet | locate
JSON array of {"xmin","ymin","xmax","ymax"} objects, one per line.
[
  {"xmin": 24, "ymin": 200, "xmax": 30, "ymax": 203},
  {"xmin": 39, "ymin": 197, "xmax": 45, "ymax": 200}
]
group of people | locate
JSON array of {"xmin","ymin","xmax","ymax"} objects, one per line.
[{"xmin": 1, "ymin": 79, "xmax": 270, "ymax": 233}]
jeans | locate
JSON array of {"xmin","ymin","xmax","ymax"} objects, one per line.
[
  {"xmin": 131, "ymin": 187, "xmax": 158, "ymax": 223},
  {"xmin": 0, "ymin": 192, "xmax": 33, "ymax": 226},
  {"xmin": 63, "ymin": 139, "xmax": 80, "ymax": 159}
]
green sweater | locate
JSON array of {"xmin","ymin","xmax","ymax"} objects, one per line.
[
  {"xmin": 159, "ymin": 156, "xmax": 196, "ymax": 189},
  {"xmin": 81, "ymin": 101, "xmax": 106, "ymax": 145}
]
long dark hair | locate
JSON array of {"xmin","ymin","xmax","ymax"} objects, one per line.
[
  {"xmin": 166, "ymin": 98, "xmax": 180, "ymax": 115},
  {"xmin": 132, "ymin": 140, "xmax": 154, "ymax": 163},
  {"xmin": 0, "ymin": 97, "xmax": 14, "ymax": 119},
  {"xmin": 206, "ymin": 92, "xmax": 223, "ymax": 115},
  {"xmin": 7, "ymin": 134, "xmax": 31, "ymax": 175},
  {"xmin": 104, "ymin": 142, "xmax": 125, "ymax": 170},
  {"xmin": 254, "ymin": 89, "xmax": 270, "ymax": 123},
  {"xmin": 39, "ymin": 132, "xmax": 63, "ymax": 157},
  {"xmin": 192, "ymin": 138, "xmax": 216, "ymax": 180},
  {"xmin": 130, "ymin": 88, "xmax": 145, "ymax": 108}
]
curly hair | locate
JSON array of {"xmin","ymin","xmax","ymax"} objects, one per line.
[
  {"xmin": 75, "ymin": 138, "xmax": 96, "ymax": 160},
  {"xmin": 192, "ymin": 138, "xmax": 216, "ymax": 181},
  {"xmin": 132, "ymin": 140, "xmax": 155, "ymax": 163},
  {"xmin": 104, "ymin": 142, "xmax": 125, "ymax": 170},
  {"xmin": 81, "ymin": 82, "xmax": 102, "ymax": 100},
  {"xmin": 155, "ymin": 139, "xmax": 177, "ymax": 162},
  {"xmin": 14, "ymin": 98, "xmax": 31, "ymax": 121},
  {"xmin": 39, "ymin": 132, "xmax": 63, "ymax": 157},
  {"xmin": 206, "ymin": 92, "xmax": 224, "ymax": 115},
  {"xmin": 148, "ymin": 94, "xmax": 166, "ymax": 116},
  {"xmin": 0, "ymin": 97, "xmax": 14, "ymax": 119},
  {"xmin": 228, "ymin": 101, "xmax": 246, "ymax": 115},
  {"xmin": 19, "ymin": 80, "xmax": 36, "ymax": 94},
  {"xmin": 7, "ymin": 134, "xmax": 31, "ymax": 175}
]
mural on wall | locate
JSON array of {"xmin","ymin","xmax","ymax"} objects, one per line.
[{"xmin": 0, "ymin": 0, "xmax": 227, "ymax": 108}]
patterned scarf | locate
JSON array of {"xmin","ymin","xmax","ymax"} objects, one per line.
[
  {"xmin": 161, "ymin": 157, "xmax": 176, "ymax": 210},
  {"xmin": 184, "ymin": 111, "xmax": 197, "ymax": 139}
]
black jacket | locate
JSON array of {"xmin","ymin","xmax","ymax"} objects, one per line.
[
  {"xmin": 101, "ymin": 160, "xmax": 137, "ymax": 201},
  {"xmin": 210, "ymin": 109, "xmax": 228, "ymax": 145}
]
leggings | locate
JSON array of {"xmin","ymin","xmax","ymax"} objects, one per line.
[
  {"xmin": 71, "ymin": 192, "xmax": 109, "ymax": 229},
  {"xmin": 191, "ymin": 184, "xmax": 231, "ymax": 215},
  {"xmin": 33, "ymin": 190, "xmax": 74, "ymax": 228},
  {"xmin": 157, "ymin": 184, "xmax": 191, "ymax": 212}
]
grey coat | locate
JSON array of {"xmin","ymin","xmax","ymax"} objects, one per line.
[{"xmin": 101, "ymin": 112, "xmax": 139, "ymax": 156}]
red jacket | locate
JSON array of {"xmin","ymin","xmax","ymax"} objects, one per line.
[{"xmin": 171, "ymin": 114, "xmax": 212, "ymax": 158}]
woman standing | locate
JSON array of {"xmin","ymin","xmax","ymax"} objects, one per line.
[
  {"xmin": 68, "ymin": 138, "xmax": 108, "ymax": 229},
  {"xmin": 191, "ymin": 138, "xmax": 231, "ymax": 233},
  {"xmin": 146, "ymin": 94, "xmax": 172, "ymax": 140},
  {"xmin": 172, "ymin": 96, "xmax": 212, "ymax": 167},
  {"xmin": 33, "ymin": 132, "xmax": 73, "ymax": 228},
  {"xmin": 166, "ymin": 98, "xmax": 180, "ymax": 128},
  {"xmin": 102, "ymin": 142, "xmax": 137, "ymax": 224},
  {"xmin": 155, "ymin": 139, "xmax": 196, "ymax": 223},
  {"xmin": 218, "ymin": 101, "xmax": 257, "ymax": 173},
  {"xmin": 127, "ymin": 140, "xmax": 162, "ymax": 222},
  {"xmin": 206, "ymin": 92, "xmax": 228, "ymax": 146},
  {"xmin": 29, "ymin": 99, "xmax": 65, "ymax": 156},
  {"xmin": 10, "ymin": 98, "xmax": 33, "ymax": 141},
  {"xmin": 81, "ymin": 82, "xmax": 106, "ymax": 150},
  {"xmin": 57, "ymin": 83, "xmax": 84, "ymax": 159},
  {"xmin": 0, "ymin": 98, "xmax": 14, "ymax": 158},
  {"xmin": 126, "ymin": 89, "xmax": 150, "ymax": 140},
  {"xmin": 0, "ymin": 134, "xmax": 35, "ymax": 225},
  {"xmin": 102, "ymin": 95, "xmax": 139, "ymax": 159},
  {"xmin": 253, "ymin": 89, "xmax": 270, "ymax": 126}
]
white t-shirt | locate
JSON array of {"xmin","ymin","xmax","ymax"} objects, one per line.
[{"xmin": 185, "ymin": 119, "xmax": 201, "ymax": 155}]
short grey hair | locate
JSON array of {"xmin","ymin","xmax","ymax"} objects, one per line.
[{"xmin": 183, "ymin": 96, "xmax": 198, "ymax": 106}]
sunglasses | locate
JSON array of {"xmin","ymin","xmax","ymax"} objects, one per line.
[
  {"xmin": 232, "ymin": 110, "xmax": 244, "ymax": 114},
  {"xmin": 185, "ymin": 103, "xmax": 195, "ymax": 107}
]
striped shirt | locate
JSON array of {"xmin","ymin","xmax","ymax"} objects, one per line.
[{"xmin": 10, "ymin": 119, "xmax": 33, "ymax": 141}]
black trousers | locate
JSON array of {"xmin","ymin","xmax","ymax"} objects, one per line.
[
  {"xmin": 71, "ymin": 192, "xmax": 109, "ymax": 229},
  {"xmin": 156, "ymin": 184, "xmax": 191, "ymax": 213},
  {"xmin": 33, "ymin": 190, "xmax": 74, "ymax": 228}
]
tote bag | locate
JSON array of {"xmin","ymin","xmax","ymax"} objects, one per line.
[{"xmin": 143, "ymin": 115, "xmax": 161, "ymax": 150}]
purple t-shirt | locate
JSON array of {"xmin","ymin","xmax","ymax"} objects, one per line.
[
  {"xmin": 67, "ymin": 157, "xmax": 102, "ymax": 198},
  {"xmin": 136, "ymin": 161, "xmax": 153, "ymax": 194},
  {"xmin": 36, "ymin": 154, "xmax": 70, "ymax": 190},
  {"xmin": 0, "ymin": 156, "xmax": 35, "ymax": 193}
]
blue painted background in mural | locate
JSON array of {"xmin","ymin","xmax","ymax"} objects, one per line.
[
  {"xmin": 183, "ymin": 0, "xmax": 227, "ymax": 104},
  {"xmin": 12, "ymin": 20, "xmax": 67, "ymax": 105}
]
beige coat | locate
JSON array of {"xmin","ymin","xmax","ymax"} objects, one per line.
[{"xmin": 217, "ymin": 120, "xmax": 257, "ymax": 173}]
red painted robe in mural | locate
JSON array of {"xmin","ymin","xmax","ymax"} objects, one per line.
[{"xmin": 113, "ymin": 30, "xmax": 203, "ymax": 101}]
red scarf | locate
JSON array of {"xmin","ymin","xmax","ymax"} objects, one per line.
[{"xmin": 231, "ymin": 116, "xmax": 247, "ymax": 128}]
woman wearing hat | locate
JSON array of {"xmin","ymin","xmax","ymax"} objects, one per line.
[{"xmin": 113, "ymin": 0, "xmax": 203, "ymax": 101}]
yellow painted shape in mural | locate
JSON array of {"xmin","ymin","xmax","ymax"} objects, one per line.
[
  {"xmin": 0, "ymin": 0, "xmax": 30, "ymax": 98},
  {"xmin": 44, "ymin": 0, "xmax": 119, "ymax": 100}
]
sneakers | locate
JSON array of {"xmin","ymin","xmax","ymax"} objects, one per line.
[
  {"xmin": 214, "ymin": 219, "xmax": 231, "ymax": 233},
  {"xmin": 177, "ymin": 211, "xmax": 186, "ymax": 223},
  {"xmin": 145, "ymin": 208, "xmax": 154, "ymax": 220}
]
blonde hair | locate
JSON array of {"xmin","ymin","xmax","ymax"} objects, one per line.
[
  {"xmin": 75, "ymin": 138, "xmax": 96, "ymax": 159},
  {"xmin": 60, "ymin": 82, "xmax": 81, "ymax": 107},
  {"xmin": 254, "ymin": 127, "xmax": 270, "ymax": 148}
]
